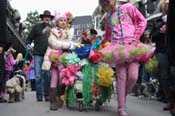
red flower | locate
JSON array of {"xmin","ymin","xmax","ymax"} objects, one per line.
[
  {"xmin": 93, "ymin": 84, "xmax": 98, "ymax": 97},
  {"xmin": 88, "ymin": 50, "xmax": 104, "ymax": 63}
]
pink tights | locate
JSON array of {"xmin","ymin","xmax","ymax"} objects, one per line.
[
  {"xmin": 116, "ymin": 62, "xmax": 139, "ymax": 109},
  {"xmin": 50, "ymin": 63, "xmax": 64, "ymax": 88},
  {"xmin": 50, "ymin": 66, "xmax": 58, "ymax": 88}
]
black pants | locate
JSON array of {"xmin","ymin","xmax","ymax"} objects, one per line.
[
  {"xmin": 0, "ymin": 73, "xmax": 5, "ymax": 95},
  {"xmin": 30, "ymin": 79, "xmax": 35, "ymax": 91},
  {"xmin": 155, "ymin": 52, "xmax": 171, "ymax": 100}
]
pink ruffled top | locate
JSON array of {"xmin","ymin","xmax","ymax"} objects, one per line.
[{"xmin": 104, "ymin": 3, "xmax": 147, "ymax": 44}]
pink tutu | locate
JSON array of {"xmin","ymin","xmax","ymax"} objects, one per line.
[{"xmin": 101, "ymin": 41, "xmax": 155, "ymax": 65}]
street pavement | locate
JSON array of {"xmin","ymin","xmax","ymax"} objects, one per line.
[{"xmin": 0, "ymin": 91, "xmax": 171, "ymax": 116}]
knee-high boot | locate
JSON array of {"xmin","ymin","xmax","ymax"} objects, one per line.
[{"xmin": 50, "ymin": 88, "xmax": 58, "ymax": 111}]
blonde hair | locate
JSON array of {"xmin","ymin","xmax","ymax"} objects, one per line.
[
  {"xmin": 16, "ymin": 53, "xmax": 23, "ymax": 62},
  {"xmin": 158, "ymin": 0, "xmax": 169, "ymax": 13}
]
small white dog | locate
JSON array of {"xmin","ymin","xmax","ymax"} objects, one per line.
[{"xmin": 6, "ymin": 74, "xmax": 26, "ymax": 103}]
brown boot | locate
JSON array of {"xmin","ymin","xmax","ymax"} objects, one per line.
[{"xmin": 49, "ymin": 88, "xmax": 58, "ymax": 111}]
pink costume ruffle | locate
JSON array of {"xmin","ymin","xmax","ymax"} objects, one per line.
[{"xmin": 102, "ymin": 41, "xmax": 155, "ymax": 65}]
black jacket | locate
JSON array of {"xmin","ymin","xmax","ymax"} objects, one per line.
[
  {"xmin": 26, "ymin": 23, "xmax": 51, "ymax": 56},
  {"xmin": 167, "ymin": 0, "xmax": 175, "ymax": 66},
  {"xmin": 151, "ymin": 15, "xmax": 167, "ymax": 53}
]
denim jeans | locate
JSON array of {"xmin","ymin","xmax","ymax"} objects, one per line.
[
  {"xmin": 141, "ymin": 63, "xmax": 156, "ymax": 82},
  {"xmin": 34, "ymin": 55, "xmax": 50, "ymax": 99}
]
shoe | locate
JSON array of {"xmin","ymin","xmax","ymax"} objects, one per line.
[
  {"xmin": 170, "ymin": 106, "xmax": 175, "ymax": 115},
  {"xmin": 118, "ymin": 108, "xmax": 129, "ymax": 116},
  {"xmin": 37, "ymin": 95, "xmax": 43, "ymax": 102},
  {"xmin": 37, "ymin": 97, "xmax": 43, "ymax": 102},
  {"xmin": 50, "ymin": 88, "xmax": 58, "ymax": 111},
  {"xmin": 44, "ymin": 96, "xmax": 50, "ymax": 102},
  {"xmin": 37, "ymin": 99, "xmax": 43, "ymax": 102},
  {"xmin": 163, "ymin": 103, "xmax": 174, "ymax": 111},
  {"xmin": 0, "ymin": 97, "xmax": 7, "ymax": 103}
]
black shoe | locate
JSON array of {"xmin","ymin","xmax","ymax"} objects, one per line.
[
  {"xmin": 37, "ymin": 96, "xmax": 43, "ymax": 102},
  {"xmin": 37, "ymin": 98, "xmax": 43, "ymax": 102},
  {"xmin": 44, "ymin": 96, "xmax": 49, "ymax": 102},
  {"xmin": 0, "ymin": 97, "xmax": 7, "ymax": 103}
]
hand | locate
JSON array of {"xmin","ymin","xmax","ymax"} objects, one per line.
[
  {"xmin": 69, "ymin": 42, "xmax": 77, "ymax": 50},
  {"xmin": 101, "ymin": 39, "xmax": 107, "ymax": 45},
  {"xmin": 42, "ymin": 26, "xmax": 51, "ymax": 34},
  {"xmin": 16, "ymin": 58, "xmax": 19, "ymax": 63},
  {"xmin": 26, "ymin": 44, "xmax": 32, "ymax": 50},
  {"xmin": 160, "ymin": 25, "xmax": 166, "ymax": 33},
  {"xmin": 57, "ymin": 31, "xmax": 63, "ymax": 38}
]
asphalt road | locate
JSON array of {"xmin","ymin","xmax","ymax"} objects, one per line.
[{"xmin": 0, "ymin": 91, "xmax": 171, "ymax": 116}]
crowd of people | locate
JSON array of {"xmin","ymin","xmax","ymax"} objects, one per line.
[{"xmin": 0, "ymin": 0, "xmax": 175, "ymax": 116}]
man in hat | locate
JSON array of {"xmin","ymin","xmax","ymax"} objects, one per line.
[{"xmin": 26, "ymin": 10, "xmax": 54, "ymax": 102}]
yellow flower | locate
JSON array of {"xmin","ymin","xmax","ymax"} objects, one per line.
[
  {"xmin": 97, "ymin": 67, "xmax": 114, "ymax": 87},
  {"xmin": 60, "ymin": 88, "xmax": 68, "ymax": 101},
  {"xmin": 76, "ymin": 43, "xmax": 85, "ymax": 48}
]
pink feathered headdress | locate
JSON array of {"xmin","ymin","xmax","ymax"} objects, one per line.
[{"xmin": 54, "ymin": 10, "xmax": 67, "ymax": 21}]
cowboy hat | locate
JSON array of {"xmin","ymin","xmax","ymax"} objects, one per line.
[{"xmin": 40, "ymin": 10, "xmax": 54, "ymax": 20}]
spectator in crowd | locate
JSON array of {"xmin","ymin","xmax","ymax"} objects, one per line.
[
  {"xmin": 26, "ymin": 10, "xmax": 54, "ymax": 102},
  {"xmin": 151, "ymin": 0, "xmax": 172, "ymax": 111},
  {"xmin": 13, "ymin": 53, "xmax": 23, "ymax": 72},
  {"xmin": 4, "ymin": 47, "xmax": 17, "ymax": 80},
  {"xmin": 141, "ymin": 30, "xmax": 156, "ymax": 82},
  {"xmin": 0, "ymin": 44, "xmax": 7, "ymax": 103},
  {"xmin": 89, "ymin": 29, "xmax": 98, "ymax": 44},
  {"xmin": 81, "ymin": 30, "xmax": 91, "ymax": 45},
  {"xmin": 167, "ymin": 0, "xmax": 175, "ymax": 115},
  {"xmin": 27, "ymin": 58, "xmax": 35, "ymax": 91}
]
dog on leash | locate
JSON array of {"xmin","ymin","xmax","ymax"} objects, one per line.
[
  {"xmin": 6, "ymin": 74, "xmax": 26, "ymax": 103},
  {"xmin": 139, "ymin": 79, "xmax": 159, "ymax": 100}
]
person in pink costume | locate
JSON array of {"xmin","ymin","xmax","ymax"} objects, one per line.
[
  {"xmin": 42, "ymin": 11, "xmax": 74, "ymax": 111},
  {"xmin": 99, "ymin": 0, "xmax": 147, "ymax": 116}
]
